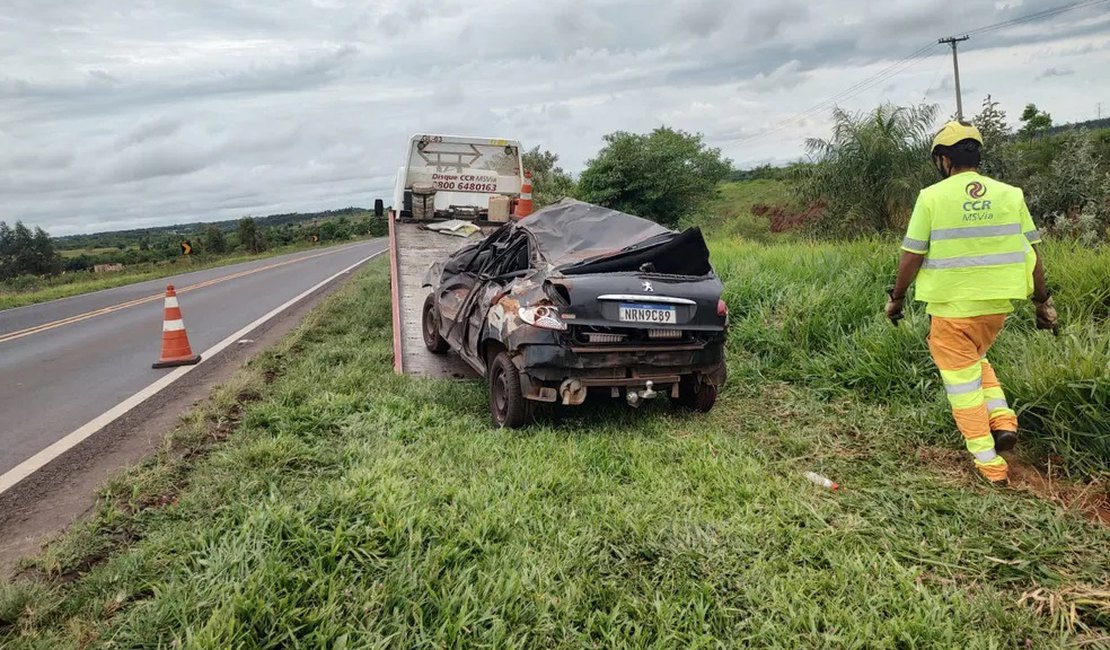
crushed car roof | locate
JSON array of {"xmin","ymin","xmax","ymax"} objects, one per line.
[{"xmin": 517, "ymin": 199, "xmax": 672, "ymax": 266}]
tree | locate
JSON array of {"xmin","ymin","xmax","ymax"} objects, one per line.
[
  {"xmin": 974, "ymin": 95, "xmax": 1010, "ymax": 144},
  {"xmin": 1018, "ymin": 103, "xmax": 1052, "ymax": 139},
  {"xmin": 577, "ymin": 127, "xmax": 732, "ymax": 226},
  {"xmin": 975, "ymin": 95, "xmax": 1014, "ymax": 179},
  {"xmin": 203, "ymin": 225, "xmax": 228, "ymax": 254},
  {"xmin": 801, "ymin": 103, "xmax": 939, "ymax": 234},
  {"xmin": 521, "ymin": 146, "xmax": 576, "ymax": 208},
  {"xmin": 0, "ymin": 222, "xmax": 13, "ymax": 280},
  {"xmin": 0, "ymin": 220, "xmax": 60, "ymax": 279},
  {"xmin": 237, "ymin": 217, "xmax": 265, "ymax": 254},
  {"xmin": 31, "ymin": 227, "xmax": 61, "ymax": 276}
]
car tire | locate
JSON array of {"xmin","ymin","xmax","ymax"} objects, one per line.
[
  {"xmin": 676, "ymin": 377, "xmax": 717, "ymax": 413},
  {"xmin": 489, "ymin": 351, "xmax": 530, "ymax": 428},
  {"xmin": 422, "ymin": 294, "xmax": 449, "ymax": 354}
]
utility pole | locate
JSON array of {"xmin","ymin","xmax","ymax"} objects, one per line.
[{"xmin": 938, "ymin": 35, "xmax": 970, "ymax": 119}]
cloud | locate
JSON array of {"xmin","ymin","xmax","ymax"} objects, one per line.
[
  {"xmin": 747, "ymin": 60, "xmax": 808, "ymax": 93},
  {"xmin": 1037, "ymin": 67, "xmax": 1075, "ymax": 79},
  {"xmin": 1, "ymin": 0, "xmax": 1108, "ymax": 235}
]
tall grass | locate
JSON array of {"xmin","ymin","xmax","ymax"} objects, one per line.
[
  {"xmin": 3, "ymin": 260, "xmax": 1109, "ymax": 647},
  {"xmin": 711, "ymin": 237, "xmax": 1110, "ymax": 476}
]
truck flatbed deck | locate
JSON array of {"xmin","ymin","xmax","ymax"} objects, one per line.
[{"xmin": 388, "ymin": 217, "xmax": 491, "ymax": 379}]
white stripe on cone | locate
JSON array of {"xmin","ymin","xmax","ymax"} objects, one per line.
[
  {"xmin": 163, "ymin": 319, "xmax": 185, "ymax": 332},
  {"xmin": 164, "ymin": 296, "xmax": 179, "ymax": 308}
]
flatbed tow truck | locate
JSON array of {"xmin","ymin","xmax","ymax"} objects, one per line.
[{"xmin": 387, "ymin": 134, "xmax": 525, "ymax": 379}]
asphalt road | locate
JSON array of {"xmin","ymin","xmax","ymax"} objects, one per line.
[{"xmin": 0, "ymin": 239, "xmax": 386, "ymax": 478}]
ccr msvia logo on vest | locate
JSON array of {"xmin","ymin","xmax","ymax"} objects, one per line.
[{"xmin": 962, "ymin": 181, "xmax": 993, "ymax": 220}]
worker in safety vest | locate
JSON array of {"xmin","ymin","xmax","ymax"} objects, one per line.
[{"xmin": 885, "ymin": 120, "xmax": 1058, "ymax": 486}]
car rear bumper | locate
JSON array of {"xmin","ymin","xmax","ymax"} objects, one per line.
[{"xmin": 515, "ymin": 341, "xmax": 726, "ymax": 401}]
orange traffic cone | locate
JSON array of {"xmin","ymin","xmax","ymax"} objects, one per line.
[
  {"xmin": 514, "ymin": 170, "xmax": 534, "ymax": 219},
  {"xmin": 152, "ymin": 285, "xmax": 201, "ymax": 368}
]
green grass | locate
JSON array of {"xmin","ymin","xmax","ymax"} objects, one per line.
[
  {"xmin": 3, "ymin": 257, "xmax": 1108, "ymax": 648},
  {"xmin": 691, "ymin": 179, "xmax": 798, "ymax": 242},
  {"xmin": 57, "ymin": 247, "xmax": 129, "ymax": 259},
  {"xmin": 0, "ymin": 240, "xmax": 370, "ymax": 311},
  {"xmin": 712, "ymin": 237, "xmax": 1110, "ymax": 477}
]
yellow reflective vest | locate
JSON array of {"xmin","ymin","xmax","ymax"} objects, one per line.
[{"xmin": 902, "ymin": 171, "xmax": 1041, "ymax": 304}]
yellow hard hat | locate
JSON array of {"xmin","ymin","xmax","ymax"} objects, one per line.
[{"xmin": 932, "ymin": 120, "xmax": 983, "ymax": 152}]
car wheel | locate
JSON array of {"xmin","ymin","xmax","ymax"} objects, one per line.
[
  {"xmin": 489, "ymin": 351, "xmax": 530, "ymax": 428},
  {"xmin": 422, "ymin": 294, "xmax": 449, "ymax": 354},
  {"xmin": 676, "ymin": 376, "xmax": 717, "ymax": 413}
]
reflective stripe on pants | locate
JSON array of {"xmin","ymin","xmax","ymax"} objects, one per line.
[
  {"xmin": 927, "ymin": 314, "xmax": 1011, "ymax": 482},
  {"xmin": 981, "ymin": 358, "xmax": 1018, "ymax": 432}
]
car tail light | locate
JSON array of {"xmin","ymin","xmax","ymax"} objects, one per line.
[
  {"xmin": 648, "ymin": 329, "xmax": 683, "ymax": 340},
  {"xmin": 717, "ymin": 299, "xmax": 728, "ymax": 317},
  {"xmin": 518, "ymin": 305, "xmax": 567, "ymax": 331}
]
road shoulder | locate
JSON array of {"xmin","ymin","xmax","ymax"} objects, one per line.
[{"xmin": 0, "ymin": 258, "xmax": 379, "ymax": 576}]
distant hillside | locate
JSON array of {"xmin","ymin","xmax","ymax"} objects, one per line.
[
  {"xmin": 56, "ymin": 207, "xmax": 371, "ymax": 250},
  {"xmin": 1046, "ymin": 117, "xmax": 1110, "ymax": 136}
]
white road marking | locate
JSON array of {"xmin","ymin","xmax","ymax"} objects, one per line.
[{"xmin": 0, "ymin": 247, "xmax": 386, "ymax": 497}]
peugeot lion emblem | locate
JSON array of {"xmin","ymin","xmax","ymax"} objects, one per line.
[{"xmin": 642, "ymin": 281, "xmax": 654, "ymax": 292}]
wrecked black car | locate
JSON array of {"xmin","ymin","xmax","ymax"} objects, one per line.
[{"xmin": 422, "ymin": 199, "xmax": 728, "ymax": 427}]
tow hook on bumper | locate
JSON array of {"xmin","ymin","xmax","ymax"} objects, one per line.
[{"xmin": 625, "ymin": 381, "xmax": 658, "ymax": 408}]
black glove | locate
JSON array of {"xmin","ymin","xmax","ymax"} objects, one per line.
[
  {"xmin": 1033, "ymin": 296, "xmax": 1058, "ymax": 335},
  {"xmin": 885, "ymin": 289, "xmax": 905, "ymax": 326}
]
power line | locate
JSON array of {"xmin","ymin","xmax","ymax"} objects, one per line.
[
  {"xmin": 964, "ymin": 0, "xmax": 1110, "ymax": 37},
  {"xmin": 728, "ymin": 43, "xmax": 940, "ymax": 145},
  {"xmin": 918, "ymin": 55, "xmax": 948, "ymax": 105},
  {"xmin": 730, "ymin": 0, "xmax": 1110, "ymax": 146}
]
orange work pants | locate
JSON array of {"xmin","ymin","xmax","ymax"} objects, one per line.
[{"xmin": 927, "ymin": 315, "xmax": 1018, "ymax": 482}]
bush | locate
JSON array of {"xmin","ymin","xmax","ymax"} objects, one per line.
[
  {"xmin": 1025, "ymin": 131, "xmax": 1109, "ymax": 232},
  {"xmin": 522, "ymin": 146, "xmax": 576, "ymax": 208},
  {"xmin": 577, "ymin": 127, "xmax": 731, "ymax": 226},
  {"xmin": 367, "ymin": 218, "xmax": 388, "ymax": 238}
]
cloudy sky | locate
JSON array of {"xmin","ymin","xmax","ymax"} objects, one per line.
[{"xmin": 2, "ymin": 1, "xmax": 1108, "ymax": 235}]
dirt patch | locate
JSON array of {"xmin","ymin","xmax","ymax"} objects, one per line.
[
  {"xmin": 917, "ymin": 445, "xmax": 1110, "ymax": 526},
  {"xmin": 1007, "ymin": 460, "xmax": 1110, "ymax": 526},
  {"xmin": 751, "ymin": 201, "xmax": 827, "ymax": 232}
]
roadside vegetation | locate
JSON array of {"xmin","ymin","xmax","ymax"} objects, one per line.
[
  {"xmin": 0, "ymin": 239, "xmax": 375, "ymax": 312},
  {"xmin": 3, "ymin": 260, "xmax": 1108, "ymax": 647},
  {"xmin": 0, "ymin": 214, "xmax": 388, "ymax": 311},
  {"xmin": 712, "ymin": 237, "xmax": 1110, "ymax": 477},
  {"xmin": 2, "ymin": 98, "xmax": 1107, "ymax": 645}
]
